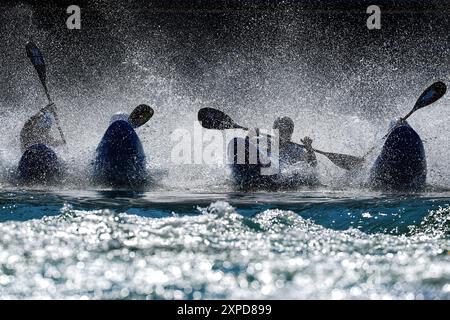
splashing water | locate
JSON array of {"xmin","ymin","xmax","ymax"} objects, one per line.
[
  {"xmin": 1, "ymin": 3, "xmax": 450, "ymax": 190},
  {"xmin": 1, "ymin": 3, "xmax": 450, "ymax": 300}
]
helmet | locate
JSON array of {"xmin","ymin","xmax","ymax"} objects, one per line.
[
  {"xmin": 110, "ymin": 112, "xmax": 129, "ymax": 124},
  {"xmin": 388, "ymin": 118, "xmax": 407, "ymax": 131},
  {"xmin": 273, "ymin": 116, "xmax": 294, "ymax": 137},
  {"xmin": 37, "ymin": 112, "xmax": 53, "ymax": 130},
  {"xmin": 388, "ymin": 119, "xmax": 397, "ymax": 131}
]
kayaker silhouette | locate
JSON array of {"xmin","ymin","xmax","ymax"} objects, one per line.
[
  {"xmin": 20, "ymin": 103, "xmax": 65, "ymax": 152},
  {"xmin": 226, "ymin": 115, "xmax": 319, "ymax": 190},
  {"xmin": 246, "ymin": 116, "xmax": 317, "ymax": 168},
  {"xmin": 91, "ymin": 105, "xmax": 154, "ymax": 188},
  {"xmin": 272, "ymin": 116, "xmax": 317, "ymax": 168},
  {"xmin": 198, "ymin": 107, "xmax": 363, "ymax": 173}
]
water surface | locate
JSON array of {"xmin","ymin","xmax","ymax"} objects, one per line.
[{"xmin": 0, "ymin": 189, "xmax": 448, "ymax": 299}]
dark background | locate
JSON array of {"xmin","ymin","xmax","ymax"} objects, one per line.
[{"xmin": 1, "ymin": 0, "xmax": 449, "ymax": 116}]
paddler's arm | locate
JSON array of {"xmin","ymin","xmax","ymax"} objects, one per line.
[
  {"xmin": 20, "ymin": 112, "xmax": 47, "ymax": 152},
  {"xmin": 49, "ymin": 136, "xmax": 66, "ymax": 147},
  {"xmin": 20, "ymin": 104, "xmax": 64, "ymax": 151},
  {"xmin": 40, "ymin": 103, "xmax": 66, "ymax": 147},
  {"xmin": 300, "ymin": 136, "xmax": 317, "ymax": 167}
]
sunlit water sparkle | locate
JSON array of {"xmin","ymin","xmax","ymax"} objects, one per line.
[
  {"xmin": 1, "ymin": 2, "xmax": 450, "ymax": 300},
  {"xmin": 0, "ymin": 190, "xmax": 448, "ymax": 299}
]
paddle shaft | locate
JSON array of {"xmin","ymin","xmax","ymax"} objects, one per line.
[
  {"xmin": 198, "ymin": 108, "xmax": 365, "ymax": 170},
  {"xmin": 246, "ymin": 129, "xmax": 343, "ymax": 158},
  {"xmin": 33, "ymin": 59, "xmax": 67, "ymax": 145},
  {"xmin": 41, "ymin": 84, "xmax": 67, "ymax": 145},
  {"xmin": 402, "ymin": 82, "xmax": 446, "ymax": 122},
  {"xmin": 362, "ymin": 82, "xmax": 446, "ymax": 159},
  {"xmin": 401, "ymin": 109, "xmax": 415, "ymax": 122}
]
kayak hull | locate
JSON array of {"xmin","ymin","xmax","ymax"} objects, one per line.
[
  {"xmin": 228, "ymin": 137, "xmax": 319, "ymax": 191},
  {"xmin": 16, "ymin": 144, "xmax": 62, "ymax": 185},
  {"xmin": 92, "ymin": 120, "xmax": 147, "ymax": 188},
  {"xmin": 369, "ymin": 123, "xmax": 426, "ymax": 192}
]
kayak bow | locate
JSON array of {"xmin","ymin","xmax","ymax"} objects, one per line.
[
  {"xmin": 369, "ymin": 122, "xmax": 426, "ymax": 192},
  {"xmin": 228, "ymin": 137, "xmax": 319, "ymax": 190},
  {"xmin": 92, "ymin": 120, "xmax": 147, "ymax": 188},
  {"xmin": 16, "ymin": 143, "xmax": 63, "ymax": 185}
]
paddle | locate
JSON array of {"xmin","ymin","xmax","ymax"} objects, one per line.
[
  {"xmin": 362, "ymin": 81, "xmax": 447, "ymax": 161},
  {"xmin": 129, "ymin": 104, "xmax": 154, "ymax": 128},
  {"xmin": 312, "ymin": 150, "xmax": 364, "ymax": 171},
  {"xmin": 26, "ymin": 42, "xmax": 66, "ymax": 145},
  {"xmin": 198, "ymin": 107, "xmax": 363, "ymax": 171},
  {"xmin": 402, "ymin": 81, "xmax": 447, "ymax": 122},
  {"xmin": 198, "ymin": 108, "xmax": 247, "ymax": 130}
]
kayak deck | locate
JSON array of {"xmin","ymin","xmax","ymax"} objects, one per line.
[
  {"xmin": 92, "ymin": 120, "xmax": 147, "ymax": 188},
  {"xmin": 228, "ymin": 137, "xmax": 319, "ymax": 191},
  {"xmin": 369, "ymin": 122, "xmax": 426, "ymax": 192},
  {"xmin": 16, "ymin": 143, "xmax": 62, "ymax": 185}
]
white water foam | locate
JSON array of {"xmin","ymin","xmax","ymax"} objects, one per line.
[{"xmin": 0, "ymin": 201, "xmax": 448, "ymax": 299}]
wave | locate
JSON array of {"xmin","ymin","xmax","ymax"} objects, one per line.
[{"xmin": 0, "ymin": 201, "xmax": 448, "ymax": 299}]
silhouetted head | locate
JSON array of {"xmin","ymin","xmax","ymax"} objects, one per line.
[
  {"xmin": 110, "ymin": 112, "xmax": 129, "ymax": 124},
  {"xmin": 273, "ymin": 116, "xmax": 294, "ymax": 142}
]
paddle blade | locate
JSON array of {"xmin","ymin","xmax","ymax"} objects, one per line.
[
  {"xmin": 414, "ymin": 81, "xmax": 447, "ymax": 111},
  {"xmin": 129, "ymin": 104, "xmax": 154, "ymax": 128},
  {"xmin": 316, "ymin": 150, "xmax": 365, "ymax": 171},
  {"xmin": 25, "ymin": 42, "xmax": 47, "ymax": 88},
  {"xmin": 198, "ymin": 108, "xmax": 244, "ymax": 130}
]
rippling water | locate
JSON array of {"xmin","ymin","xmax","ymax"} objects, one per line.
[
  {"xmin": 1, "ymin": 0, "xmax": 449, "ymax": 301},
  {"xmin": 0, "ymin": 189, "xmax": 448, "ymax": 299}
]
